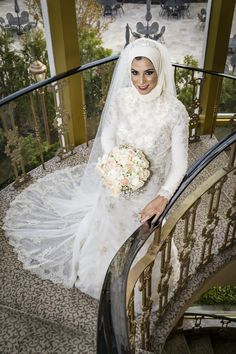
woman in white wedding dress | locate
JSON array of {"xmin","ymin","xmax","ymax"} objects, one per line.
[{"xmin": 3, "ymin": 38, "xmax": 189, "ymax": 300}]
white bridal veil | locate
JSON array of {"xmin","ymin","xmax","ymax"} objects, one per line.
[
  {"xmin": 80, "ymin": 38, "xmax": 176, "ymax": 196},
  {"xmin": 3, "ymin": 38, "xmax": 183, "ymax": 294}
]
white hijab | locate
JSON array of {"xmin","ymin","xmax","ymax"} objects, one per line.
[{"xmin": 127, "ymin": 38, "xmax": 176, "ymax": 101}]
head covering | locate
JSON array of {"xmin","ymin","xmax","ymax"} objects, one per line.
[
  {"xmin": 127, "ymin": 38, "xmax": 175, "ymax": 101},
  {"xmin": 79, "ymin": 38, "xmax": 176, "ymax": 194}
]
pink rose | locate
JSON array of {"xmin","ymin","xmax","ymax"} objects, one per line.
[{"xmin": 120, "ymin": 178, "xmax": 129, "ymax": 186}]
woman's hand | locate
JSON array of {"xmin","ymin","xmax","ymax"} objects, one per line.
[{"xmin": 140, "ymin": 195, "xmax": 168, "ymax": 224}]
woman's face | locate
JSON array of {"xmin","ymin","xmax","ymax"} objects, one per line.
[{"xmin": 131, "ymin": 57, "xmax": 158, "ymax": 95}]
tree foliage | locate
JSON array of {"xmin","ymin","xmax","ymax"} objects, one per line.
[
  {"xmin": 218, "ymin": 78, "xmax": 236, "ymax": 113},
  {"xmin": 0, "ymin": 30, "xmax": 30, "ymax": 98},
  {"xmin": 175, "ymin": 55, "xmax": 199, "ymax": 114},
  {"xmin": 75, "ymin": 1, "xmax": 113, "ymax": 137},
  {"xmin": 79, "ymin": 27, "xmax": 113, "ymax": 138},
  {"xmin": 76, "ymin": 0, "xmax": 109, "ymax": 34},
  {"xmin": 20, "ymin": 28, "xmax": 48, "ymax": 66},
  {"xmin": 197, "ymin": 286, "xmax": 236, "ymax": 305},
  {"xmin": 0, "ymin": 1, "xmax": 114, "ymax": 186}
]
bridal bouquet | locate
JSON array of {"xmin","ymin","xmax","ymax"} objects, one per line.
[{"xmin": 96, "ymin": 144, "xmax": 150, "ymax": 197}]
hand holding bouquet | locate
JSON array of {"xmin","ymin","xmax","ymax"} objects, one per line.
[{"xmin": 96, "ymin": 145, "xmax": 150, "ymax": 197}]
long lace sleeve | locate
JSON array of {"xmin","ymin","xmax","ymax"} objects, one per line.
[
  {"xmin": 101, "ymin": 97, "xmax": 119, "ymax": 154},
  {"xmin": 158, "ymin": 103, "xmax": 189, "ymax": 200}
]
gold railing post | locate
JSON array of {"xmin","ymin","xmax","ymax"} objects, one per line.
[
  {"xmin": 157, "ymin": 235, "xmax": 173, "ymax": 317},
  {"xmin": 127, "ymin": 289, "xmax": 136, "ymax": 354},
  {"xmin": 139, "ymin": 264, "xmax": 153, "ymax": 350},
  {"xmin": 49, "ymin": 81, "xmax": 74, "ymax": 159},
  {"xmin": 201, "ymin": 176, "xmax": 227, "ymax": 264},
  {"xmin": 221, "ymin": 175, "xmax": 236, "ymax": 250},
  {"xmin": 38, "ymin": 88, "xmax": 51, "ymax": 145},
  {"xmin": 29, "ymin": 92, "xmax": 45, "ymax": 169},
  {"xmin": 228, "ymin": 142, "xmax": 236, "ymax": 170}
]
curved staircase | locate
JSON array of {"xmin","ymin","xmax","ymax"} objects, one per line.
[
  {"xmin": 0, "ymin": 133, "xmax": 235, "ymax": 353},
  {"xmin": 164, "ymin": 328, "xmax": 236, "ymax": 354},
  {"xmin": 163, "ymin": 312, "xmax": 236, "ymax": 354}
]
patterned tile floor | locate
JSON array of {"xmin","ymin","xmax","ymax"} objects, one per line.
[{"xmin": 0, "ymin": 143, "xmax": 99, "ymax": 354}]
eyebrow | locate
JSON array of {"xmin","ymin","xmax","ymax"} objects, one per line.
[{"xmin": 131, "ymin": 68, "xmax": 155, "ymax": 72}]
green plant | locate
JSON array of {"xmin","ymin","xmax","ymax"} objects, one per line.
[
  {"xmin": 0, "ymin": 2, "xmax": 113, "ymax": 185},
  {"xmin": 0, "ymin": 29, "xmax": 30, "ymax": 98},
  {"xmin": 20, "ymin": 28, "xmax": 48, "ymax": 67},
  {"xmin": 21, "ymin": 134, "xmax": 60, "ymax": 171},
  {"xmin": 218, "ymin": 78, "xmax": 236, "ymax": 113},
  {"xmin": 0, "ymin": 128, "xmax": 5, "ymax": 159},
  {"xmin": 197, "ymin": 286, "xmax": 236, "ymax": 305},
  {"xmin": 20, "ymin": 134, "xmax": 38, "ymax": 169},
  {"xmin": 76, "ymin": 0, "xmax": 109, "ymax": 34},
  {"xmin": 79, "ymin": 27, "xmax": 113, "ymax": 138},
  {"xmin": 175, "ymin": 55, "xmax": 199, "ymax": 114}
]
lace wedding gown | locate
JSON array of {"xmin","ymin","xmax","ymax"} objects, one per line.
[{"xmin": 3, "ymin": 88, "xmax": 189, "ymax": 299}]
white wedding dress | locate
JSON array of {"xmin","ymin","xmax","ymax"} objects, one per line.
[{"xmin": 3, "ymin": 88, "xmax": 189, "ymax": 300}]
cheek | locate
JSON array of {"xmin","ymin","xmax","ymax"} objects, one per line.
[
  {"xmin": 131, "ymin": 75, "xmax": 138, "ymax": 86},
  {"xmin": 149, "ymin": 75, "xmax": 158, "ymax": 86}
]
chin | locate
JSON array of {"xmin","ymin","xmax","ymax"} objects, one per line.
[{"xmin": 138, "ymin": 89, "xmax": 151, "ymax": 95}]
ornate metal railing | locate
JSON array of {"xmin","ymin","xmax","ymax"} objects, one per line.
[
  {"xmin": 0, "ymin": 55, "xmax": 235, "ymax": 189},
  {"xmin": 97, "ymin": 130, "xmax": 236, "ymax": 354},
  {"xmin": 184, "ymin": 312, "xmax": 236, "ymax": 328}
]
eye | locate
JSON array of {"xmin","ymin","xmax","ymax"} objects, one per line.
[
  {"xmin": 145, "ymin": 70, "xmax": 155, "ymax": 76},
  {"xmin": 131, "ymin": 69, "xmax": 138, "ymax": 76}
]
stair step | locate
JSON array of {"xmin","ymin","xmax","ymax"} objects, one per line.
[
  {"xmin": 0, "ymin": 306, "xmax": 96, "ymax": 354},
  {"xmin": 164, "ymin": 333, "xmax": 191, "ymax": 354},
  {"xmin": 0, "ymin": 226, "xmax": 98, "ymax": 333},
  {"xmin": 186, "ymin": 334, "xmax": 214, "ymax": 354},
  {"xmin": 211, "ymin": 335, "xmax": 236, "ymax": 354}
]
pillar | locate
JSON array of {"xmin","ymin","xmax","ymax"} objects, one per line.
[
  {"xmin": 41, "ymin": 0, "xmax": 87, "ymax": 145},
  {"xmin": 199, "ymin": 0, "xmax": 235, "ymax": 135}
]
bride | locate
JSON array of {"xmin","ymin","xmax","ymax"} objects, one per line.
[{"xmin": 3, "ymin": 38, "xmax": 189, "ymax": 299}]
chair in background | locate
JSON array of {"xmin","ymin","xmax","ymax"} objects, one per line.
[
  {"xmin": 197, "ymin": 8, "xmax": 206, "ymax": 30},
  {"xmin": 112, "ymin": 0, "xmax": 125, "ymax": 16},
  {"xmin": 159, "ymin": 0, "xmax": 168, "ymax": 17},
  {"xmin": 103, "ymin": 5, "xmax": 113, "ymax": 17},
  {"xmin": 180, "ymin": 0, "xmax": 190, "ymax": 18}
]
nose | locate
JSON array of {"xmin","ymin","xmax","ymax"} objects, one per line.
[{"xmin": 139, "ymin": 73, "xmax": 146, "ymax": 85}]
